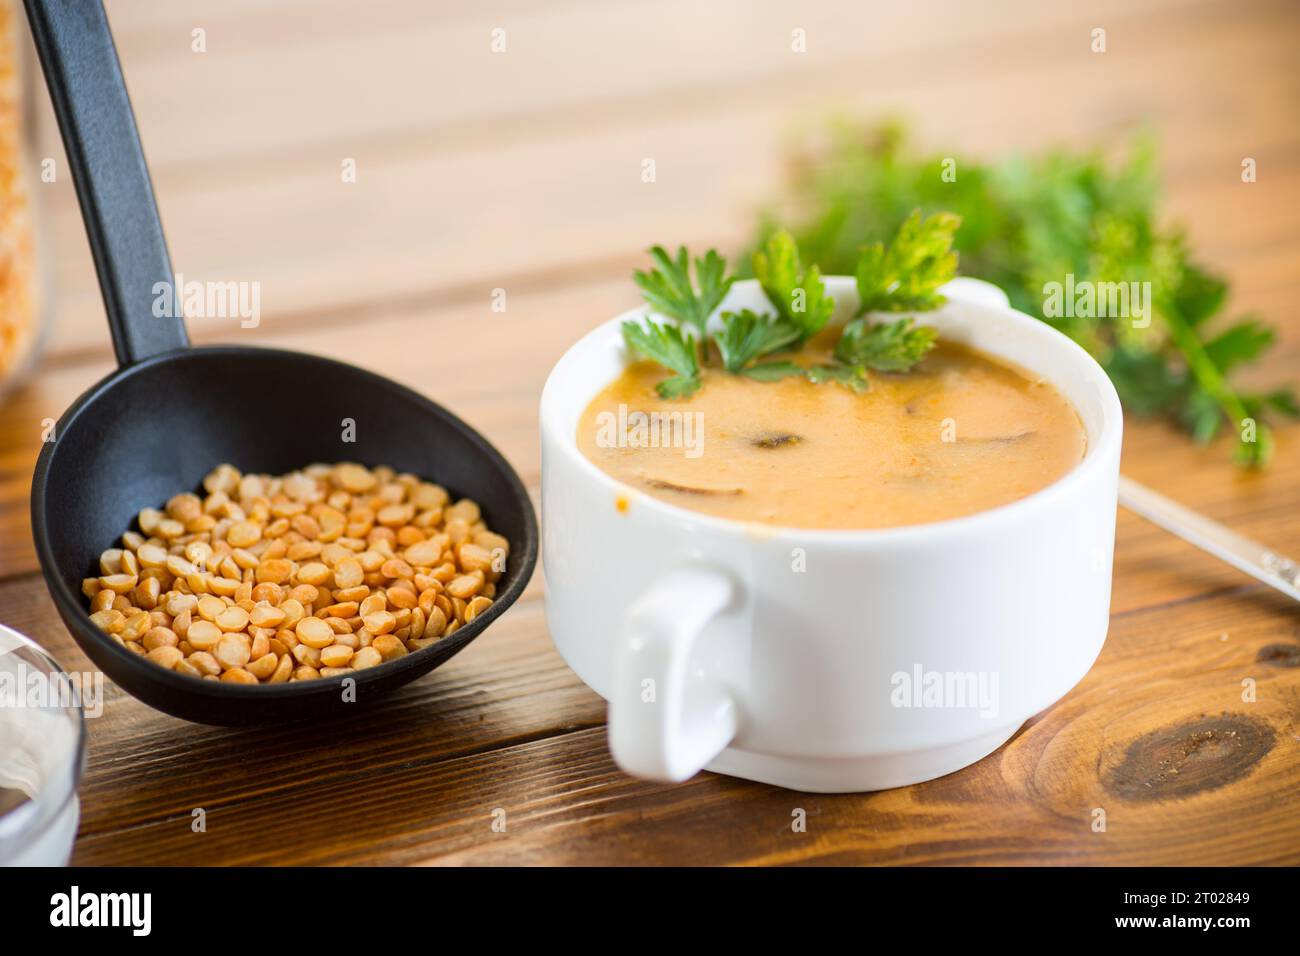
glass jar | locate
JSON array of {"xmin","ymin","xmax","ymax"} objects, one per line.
[
  {"xmin": 0, "ymin": 623, "xmax": 84, "ymax": 866},
  {"xmin": 0, "ymin": 0, "xmax": 47, "ymax": 394}
]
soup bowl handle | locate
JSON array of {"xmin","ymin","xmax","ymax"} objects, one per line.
[{"xmin": 607, "ymin": 567, "xmax": 739, "ymax": 782}]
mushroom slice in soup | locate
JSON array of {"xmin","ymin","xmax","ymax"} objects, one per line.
[
  {"xmin": 644, "ymin": 477, "xmax": 745, "ymax": 496},
  {"xmin": 956, "ymin": 431, "xmax": 1037, "ymax": 446},
  {"xmin": 750, "ymin": 431, "xmax": 804, "ymax": 449}
]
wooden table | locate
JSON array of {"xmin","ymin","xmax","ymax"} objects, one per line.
[{"xmin": 2, "ymin": 0, "xmax": 1297, "ymax": 865}]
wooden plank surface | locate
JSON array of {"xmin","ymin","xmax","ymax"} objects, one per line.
[{"xmin": 0, "ymin": 0, "xmax": 1296, "ymax": 865}]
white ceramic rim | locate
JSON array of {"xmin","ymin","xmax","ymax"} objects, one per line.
[{"xmin": 541, "ymin": 276, "xmax": 1123, "ymax": 544}]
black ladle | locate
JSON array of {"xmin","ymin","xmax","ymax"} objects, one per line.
[{"xmin": 25, "ymin": 0, "xmax": 538, "ymax": 725}]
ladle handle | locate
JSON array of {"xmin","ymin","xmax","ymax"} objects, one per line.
[{"xmin": 24, "ymin": 0, "xmax": 188, "ymax": 366}]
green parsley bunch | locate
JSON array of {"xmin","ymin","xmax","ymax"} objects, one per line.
[{"xmin": 753, "ymin": 119, "xmax": 1296, "ymax": 465}]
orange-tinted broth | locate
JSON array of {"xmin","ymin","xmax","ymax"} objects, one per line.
[{"xmin": 577, "ymin": 340, "xmax": 1086, "ymax": 529}]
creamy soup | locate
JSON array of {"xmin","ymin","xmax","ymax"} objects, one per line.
[{"xmin": 577, "ymin": 338, "xmax": 1085, "ymax": 529}]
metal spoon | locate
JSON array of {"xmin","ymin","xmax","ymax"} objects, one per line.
[
  {"xmin": 1119, "ymin": 476, "xmax": 1300, "ymax": 603},
  {"xmin": 25, "ymin": 0, "xmax": 538, "ymax": 724}
]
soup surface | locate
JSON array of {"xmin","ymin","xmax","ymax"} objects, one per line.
[{"xmin": 576, "ymin": 338, "xmax": 1086, "ymax": 529}]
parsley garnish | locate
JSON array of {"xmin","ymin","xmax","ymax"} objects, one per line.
[
  {"xmin": 620, "ymin": 319, "xmax": 701, "ymax": 399},
  {"xmin": 622, "ymin": 218, "xmax": 953, "ymax": 398},
  {"xmin": 712, "ymin": 309, "xmax": 802, "ymax": 373},
  {"xmin": 822, "ymin": 210, "xmax": 956, "ymax": 375},
  {"xmin": 633, "ymin": 246, "xmax": 734, "ymax": 341},
  {"xmin": 752, "ymin": 230, "xmax": 835, "ymax": 341},
  {"xmin": 806, "ymin": 363, "xmax": 868, "ymax": 392},
  {"xmin": 835, "ymin": 316, "xmax": 940, "ymax": 372},
  {"xmin": 854, "ymin": 210, "xmax": 960, "ymax": 313},
  {"xmin": 739, "ymin": 361, "xmax": 807, "ymax": 383}
]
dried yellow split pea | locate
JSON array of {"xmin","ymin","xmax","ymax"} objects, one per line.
[{"xmin": 84, "ymin": 462, "xmax": 509, "ymax": 686}]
